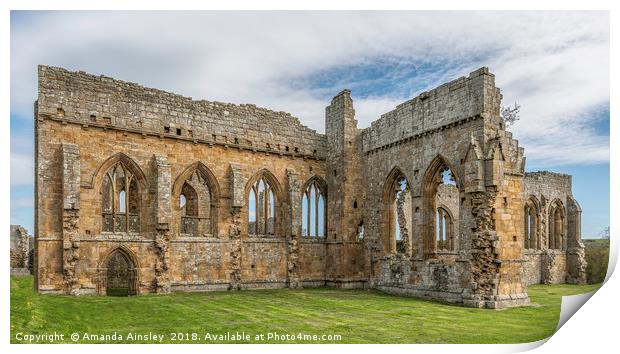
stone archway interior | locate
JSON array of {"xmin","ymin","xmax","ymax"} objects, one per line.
[{"xmin": 106, "ymin": 251, "xmax": 133, "ymax": 296}]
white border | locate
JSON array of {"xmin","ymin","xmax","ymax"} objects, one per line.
[{"xmin": 3, "ymin": 1, "xmax": 616, "ymax": 354}]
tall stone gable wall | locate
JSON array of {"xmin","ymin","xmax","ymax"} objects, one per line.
[
  {"xmin": 360, "ymin": 68, "xmax": 529, "ymax": 308},
  {"xmin": 34, "ymin": 65, "xmax": 583, "ymax": 307}
]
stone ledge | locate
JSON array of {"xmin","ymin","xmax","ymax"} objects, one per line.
[{"xmin": 41, "ymin": 114, "xmax": 326, "ymax": 162}]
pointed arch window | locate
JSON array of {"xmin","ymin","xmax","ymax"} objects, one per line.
[
  {"xmin": 179, "ymin": 182, "xmax": 200, "ymax": 234},
  {"xmin": 101, "ymin": 163, "xmax": 140, "ymax": 233},
  {"xmin": 435, "ymin": 207, "xmax": 454, "ymax": 251},
  {"xmin": 302, "ymin": 179, "xmax": 326, "ymax": 238},
  {"xmin": 548, "ymin": 201, "xmax": 565, "ymax": 250},
  {"xmin": 524, "ymin": 198, "xmax": 539, "ymax": 249},
  {"xmin": 422, "ymin": 156, "xmax": 461, "ymax": 256},
  {"xmin": 249, "ymin": 176, "xmax": 276, "ymax": 236},
  {"xmin": 384, "ymin": 170, "xmax": 411, "ymax": 255},
  {"xmin": 175, "ymin": 166, "xmax": 217, "ymax": 237}
]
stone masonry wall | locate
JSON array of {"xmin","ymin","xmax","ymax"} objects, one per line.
[
  {"xmin": 10, "ymin": 225, "xmax": 33, "ymax": 274},
  {"xmin": 362, "ymin": 68, "xmax": 499, "ymax": 153},
  {"xmin": 34, "ymin": 65, "xmax": 584, "ymax": 307},
  {"xmin": 522, "ymin": 171, "xmax": 586, "ymax": 285},
  {"xmin": 37, "ymin": 66, "xmax": 326, "ymax": 158}
]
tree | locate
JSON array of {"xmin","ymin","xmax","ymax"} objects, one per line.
[
  {"xmin": 501, "ymin": 102, "xmax": 521, "ymax": 127},
  {"xmin": 599, "ymin": 226, "xmax": 610, "ymax": 239}
]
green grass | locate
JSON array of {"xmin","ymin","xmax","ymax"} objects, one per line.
[{"xmin": 11, "ymin": 276, "xmax": 600, "ymax": 344}]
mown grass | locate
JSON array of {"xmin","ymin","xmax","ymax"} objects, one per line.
[{"xmin": 11, "ymin": 276, "xmax": 600, "ymax": 344}]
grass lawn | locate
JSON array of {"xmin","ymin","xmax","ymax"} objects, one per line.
[{"xmin": 10, "ymin": 276, "xmax": 600, "ymax": 344}]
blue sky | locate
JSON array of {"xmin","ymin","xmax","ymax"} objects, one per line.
[{"xmin": 10, "ymin": 11, "xmax": 609, "ymax": 237}]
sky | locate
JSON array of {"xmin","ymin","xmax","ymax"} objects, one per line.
[{"xmin": 10, "ymin": 11, "xmax": 610, "ymax": 238}]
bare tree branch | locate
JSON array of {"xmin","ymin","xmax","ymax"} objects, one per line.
[{"xmin": 501, "ymin": 102, "xmax": 521, "ymax": 128}]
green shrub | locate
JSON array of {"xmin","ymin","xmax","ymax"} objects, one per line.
[{"xmin": 584, "ymin": 239, "xmax": 610, "ymax": 284}]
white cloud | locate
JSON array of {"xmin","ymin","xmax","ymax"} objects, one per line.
[
  {"xmin": 10, "ymin": 153, "xmax": 34, "ymax": 187},
  {"xmin": 11, "ymin": 196, "xmax": 34, "ymax": 208},
  {"xmin": 10, "ymin": 11, "xmax": 609, "ymax": 170}
]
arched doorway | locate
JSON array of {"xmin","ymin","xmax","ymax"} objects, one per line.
[{"xmin": 104, "ymin": 249, "xmax": 137, "ymax": 296}]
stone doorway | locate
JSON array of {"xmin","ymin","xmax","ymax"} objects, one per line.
[{"xmin": 103, "ymin": 249, "xmax": 137, "ymax": 296}]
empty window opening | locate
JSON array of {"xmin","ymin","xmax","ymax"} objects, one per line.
[
  {"xmin": 101, "ymin": 162, "xmax": 140, "ymax": 233},
  {"xmin": 435, "ymin": 207, "xmax": 454, "ymax": 251},
  {"xmin": 248, "ymin": 175, "xmax": 276, "ymax": 236},
  {"xmin": 356, "ymin": 221, "xmax": 365, "ymax": 241},
  {"xmin": 387, "ymin": 173, "xmax": 411, "ymax": 255},
  {"xmin": 301, "ymin": 179, "xmax": 326, "ymax": 239},
  {"xmin": 524, "ymin": 198, "xmax": 539, "ymax": 249},
  {"xmin": 164, "ymin": 126, "xmax": 170, "ymax": 133},
  {"xmin": 119, "ymin": 190, "xmax": 126, "ymax": 213},
  {"xmin": 176, "ymin": 128, "xmax": 182, "ymax": 136},
  {"xmin": 178, "ymin": 168, "xmax": 215, "ymax": 236},
  {"xmin": 548, "ymin": 200, "xmax": 565, "ymax": 250},
  {"xmin": 441, "ymin": 168, "xmax": 456, "ymax": 186},
  {"xmin": 423, "ymin": 158, "xmax": 460, "ymax": 255}
]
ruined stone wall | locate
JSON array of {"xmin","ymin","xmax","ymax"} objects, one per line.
[
  {"xmin": 522, "ymin": 171, "xmax": 586, "ymax": 285},
  {"xmin": 35, "ymin": 66, "xmax": 331, "ymax": 294},
  {"xmin": 37, "ymin": 66, "xmax": 326, "ymax": 157},
  {"xmin": 362, "ymin": 68, "xmax": 529, "ymax": 308},
  {"xmin": 364, "ymin": 117, "xmax": 484, "ymax": 302},
  {"xmin": 34, "ymin": 65, "xmax": 584, "ymax": 305},
  {"xmin": 10, "ymin": 225, "xmax": 33, "ymax": 274},
  {"xmin": 362, "ymin": 68, "xmax": 500, "ymax": 154},
  {"xmin": 324, "ymin": 90, "xmax": 367, "ymax": 286}
]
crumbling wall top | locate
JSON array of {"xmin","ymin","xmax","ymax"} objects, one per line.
[
  {"xmin": 37, "ymin": 65, "xmax": 326, "ymax": 157},
  {"xmin": 361, "ymin": 67, "xmax": 500, "ymax": 153},
  {"xmin": 524, "ymin": 170, "xmax": 574, "ymax": 200}
]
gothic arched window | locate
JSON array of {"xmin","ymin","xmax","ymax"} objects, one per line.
[
  {"xmin": 101, "ymin": 163, "xmax": 140, "ymax": 233},
  {"xmin": 422, "ymin": 156, "xmax": 460, "ymax": 256},
  {"xmin": 548, "ymin": 200, "xmax": 565, "ymax": 250},
  {"xmin": 301, "ymin": 179, "xmax": 326, "ymax": 238},
  {"xmin": 248, "ymin": 175, "xmax": 276, "ymax": 236},
  {"xmin": 384, "ymin": 168, "xmax": 411, "ymax": 255},
  {"xmin": 174, "ymin": 163, "xmax": 219, "ymax": 237},
  {"xmin": 436, "ymin": 207, "xmax": 454, "ymax": 251},
  {"xmin": 524, "ymin": 197, "xmax": 539, "ymax": 249}
]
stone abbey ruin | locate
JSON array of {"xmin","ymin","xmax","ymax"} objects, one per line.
[{"xmin": 34, "ymin": 65, "xmax": 586, "ymax": 308}]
